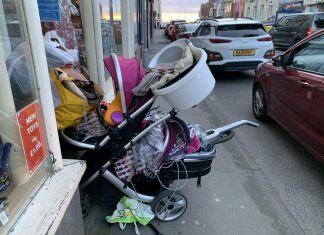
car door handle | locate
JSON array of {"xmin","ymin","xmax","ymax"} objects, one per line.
[{"xmin": 298, "ymin": 80, "xmax": 310, "ymax": 88}]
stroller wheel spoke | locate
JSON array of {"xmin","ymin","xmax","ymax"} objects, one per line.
[
  {"xmin": 153, "ymin": 192, "xmax": 188, "ymax": 221},
  {"xmin": 162, "ymin": 197, "xmax": 170, "ymax": 205},
  {"xmin": 172, "ymin": 199, "xmax": 186, "ymax": 210},
  {"xmin": 161, "ymin": 209, "xmax": 171, "ymax": 219}
]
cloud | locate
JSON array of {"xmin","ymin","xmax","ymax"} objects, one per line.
[{"xmin": 161, "ymin": 0, "xmax": 207, "ymax": 14}]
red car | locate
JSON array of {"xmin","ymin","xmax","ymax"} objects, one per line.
[
  {"xmin": 252, "ymin": 29, "xmax": 324, "ymax": 163},
  {"xmin": 171, "ymin": 23, "xmax": 186, "ymax": 41}
]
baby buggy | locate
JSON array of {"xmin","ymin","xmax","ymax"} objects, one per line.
[{"xmin": 61, "ymin": 39, "xmax": 258, "ymax": 221}]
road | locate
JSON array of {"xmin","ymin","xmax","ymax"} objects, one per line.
[
  {"xmin": 147, "ymin": 37, "xmax": 324, "ymax": 234},
  {"xmin": 201, "ymin": 69, "xmax": 324, "ymax": 235},
  {"xmin": 84, "ymin": 31, "xmax": 324, "ymax": 235}
]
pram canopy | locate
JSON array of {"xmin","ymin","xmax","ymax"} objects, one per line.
[{"xmin": 103, "ymin": 55, "xmax": 147, "ymax": 113}]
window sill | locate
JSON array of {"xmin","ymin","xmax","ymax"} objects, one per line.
[{"xmin": 8, "ymin": 159, "xmax": 86, "ymax": 235}]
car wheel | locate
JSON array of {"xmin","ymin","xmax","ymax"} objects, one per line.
[{"xmin": 253, "ymin": 84, "xmax": 268, "ymax": 121}]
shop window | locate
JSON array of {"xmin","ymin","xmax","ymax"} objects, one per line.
[
  {"xmin": 253, "ymin": 6, "xmax": 257, "ymax": 19},
  {"xmin": 99, "ymin": 0, "xmax": 123, "ymax": 57},
  {"xmin": 260, "ymin": 5, "xmax": 264, "ymax": 20},
  {"xmin": 314, "ymin": 13, "xmax": 324, "ymax": 30},
  {"xmin": 0, "ymin": 0, "xmax": 51, "ymax": 232}
]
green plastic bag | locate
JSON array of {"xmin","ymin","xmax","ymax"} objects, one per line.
[{"xmin": 106, "ymin": 196, "xmax": 155, "ymax": 234}]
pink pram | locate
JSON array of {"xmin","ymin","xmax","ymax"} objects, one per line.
[{"xmin": 61, "ymin": 39, "xmax": 258, "ymax": 221}]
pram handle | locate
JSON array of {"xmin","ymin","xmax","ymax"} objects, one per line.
[{"xmin": 200, "ymin": 120, "xmax": 259, "ymax": 146}]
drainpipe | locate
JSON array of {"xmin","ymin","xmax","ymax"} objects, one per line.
[
  {"xmin": 121, "ymin": 0, "xmax": 135, "ymax": 57},
  {"xmin": 142, "ymin": 0, "xmax": 149, "ymax": 68},
  {"xmin": 92, "ymin": 1, "xmax": 105, "ymax": 88}
]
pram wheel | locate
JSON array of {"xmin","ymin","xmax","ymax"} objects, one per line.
[{"xmin": 151, "ymin": 190, "xmax": 187, "ymax": 222}]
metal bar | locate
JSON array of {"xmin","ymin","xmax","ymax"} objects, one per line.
[
  {"xmin": 118, "ymin": 96, "xmax": 156, "ymax": 129},
  {"xmin": 183, "ymin": 145, "xmax": 217, "ymax": 163},
  {"xmin": 201, "ymin": 120, "xmax": 259, "ymax": 146},
  {"xmin": 98, "ymin": 97, "xmax": 156, "ymax": 147},
  {"xmin": 124, "ymin": 113, "xmax": 171, "ymax": 149},
  {"xmin": 80, "ymin": 160, "xmax": 112, "ymax": 189},
  {"xmin": 60, "ymin": 130, "xmax": 96, "ymax": 150},
  {"xmin": 142, "ymin": 0, "xmax": 149, "ymax": 68},
  {"xmin": 101, "ymin": 169, "xmax": 155, "ymax": 203},
  {"xmin": 112, "ymin": 53, "xmax": 127, "ymax": 113},
  {"xmin": 98, "ymin": 135, "xmax": 111, "ymax": 148},
  {"xmin": 215, "ymin": 120, "xmax": 259, "ymax": 134}
]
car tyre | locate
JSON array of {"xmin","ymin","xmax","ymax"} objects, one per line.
[{"xmin": 253, "ymin": 84, "xmax": 268, "ymax": 121}]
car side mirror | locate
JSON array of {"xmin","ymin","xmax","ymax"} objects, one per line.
[{"xmin": 272, "ymin": 55, "xmax": 285, "ymax": 67}]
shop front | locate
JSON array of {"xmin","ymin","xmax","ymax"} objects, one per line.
[
  {"xmin": 0, "ymin": 0, "xmax": 143, "ymax": 234},
  {"xmin": 279, "ymin": 0, "xmax": 305, "ymax": 11},
  {"xmin": 318, "ymin": 0, "xmax": 324, "ymax": 11},
  {"xmin": 304, "ymin": 0, "xmax": 317, "ymax": 12}
]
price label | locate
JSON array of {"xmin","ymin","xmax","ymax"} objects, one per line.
[{"xmin": 16, "ymin": 100, "xmax": 48, "ymax": 175}]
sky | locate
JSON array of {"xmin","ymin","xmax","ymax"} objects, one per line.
[{"xmin": 161, "ymin": 0, "xmax": 207, "ymax": 23}]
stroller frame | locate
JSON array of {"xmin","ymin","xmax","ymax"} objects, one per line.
[
  {"xmin": 62, "ymin": 104, "xmax": 258, "ymax": 204},
  {"xmin": 60, "ymin": 43, "xmax": 259, "ymax": 221}
]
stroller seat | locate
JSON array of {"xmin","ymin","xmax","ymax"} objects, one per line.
[{"xmin": 57, "ymin": 39, "xmax": 261, "ymax": 223}]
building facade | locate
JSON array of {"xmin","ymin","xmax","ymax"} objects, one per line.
[
  {"xmin": 279, "ymin": 0, "xmax": 305, "ymax": 11},
  {"xmin": 200, "ymin": 1, "xmax": 213, "ymax": 19},
  {"xmin": 302, "ymin": 0, "xmax": 324, "ymax": 12},
  {"xmin": 244, "ymin": 0, "xmax": 280, "ymax": 21},
  {"xmin": 0, "ymin": 0, "xmax": 150, "ymax": 234}
]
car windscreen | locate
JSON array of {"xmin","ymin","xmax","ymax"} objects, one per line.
[
  {"xmin": 183, "ymin": 24, "xmax": 200, "ymax": 32},
  {"xmin": 283, "ymin": 14, "xmax": 313, "ymax": 27},
  {"xmin": 172, "ymin": 20, "xmax": 186, "ymax": 25},
  {"xmin": 314, "ymin": 13, "xmax": 324, "ymax": 30},
  {"xmin": 216, "ymin": 24, "xmax": 267, "ymax": 38}
]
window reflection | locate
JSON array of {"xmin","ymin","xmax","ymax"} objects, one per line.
[
  {"xmin": 1, "ymin": 0, "xmax": 37, "ymax": 111},
  {"xmin": 99, "ymin": 0, "xmax": 123, "ymax": 56}
]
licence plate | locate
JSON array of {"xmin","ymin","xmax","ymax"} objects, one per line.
[{"xmin": 233, "ymin": 49, "xmax": 255, "ymax": 56}]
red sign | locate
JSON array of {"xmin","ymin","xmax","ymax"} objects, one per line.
[{"xmin": 16, "ymin": 100, "xmax": 48, "ymax": 175}]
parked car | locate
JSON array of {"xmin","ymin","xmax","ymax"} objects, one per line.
[
  {"xmin": 252, "ymin": 29, "xmax": 324, "ymax": 163},
  {"xmin": 269, "ymin": 12, "xmax": 324, "ymax": 49},
  {"xmin": 171, "ymin": 22, "xmax": 192, "ymax": 41},
  {"xmin": 262, "ymin": 16, "xmax": 276, "ymax": 32},
  {"xmin": 170, "ymin": 22, "xmax": 187, "ymax": 41},
  {"xmin": 160, "ymin": 22, "xmax": 167, "ymax": 29},
  {"xmin": 190, "ymin": 18, "xmax": 275, "ymax": 71},
  {"xmin": 164, "ymin": 23, "xmax": 170, "ymax": 36},
  {"xmin": 167, "ymin": 19, "xmax": 186, "ymax": 38},
  {"xmin": 177, "ymin": 23, "xmax": 201, "ymax": 39}
]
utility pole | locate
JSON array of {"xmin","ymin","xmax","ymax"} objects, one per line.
[
  {"xmin": 141, "ymin": 0, "xmax": 149, "ymax": 68},
  {"xmin": 255, "ymin": 0, "xmax": 259, "ymax": 19}
]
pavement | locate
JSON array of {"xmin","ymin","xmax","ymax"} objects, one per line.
[{"xmin": 83, "ymin": 30, "xmax": 304, "ymax": 235}]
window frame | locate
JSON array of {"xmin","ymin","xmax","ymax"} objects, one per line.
[
  {"xmin": 194, "ymin": 23, "xmax": 206, "ymax": 36},
  {"xmin": 314, "ymin": 13, "xmax": 324, "ymax": 30},
  {"xmin": 285, "ymin": 34, "xmax": 324, "ymax": 76},
  {"xmin": 199, "ymin": 23, "xmax": 211, "ymax": 36}
]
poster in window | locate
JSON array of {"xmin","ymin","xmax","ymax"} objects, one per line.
[{"xmin": 16, "ymin": 100, "xmax": 49, "ymax": 175}]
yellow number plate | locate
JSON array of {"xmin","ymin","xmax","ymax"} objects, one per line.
[{"xmin": 233, "ymin": 49, "xmax": 256, "ymax": 56}]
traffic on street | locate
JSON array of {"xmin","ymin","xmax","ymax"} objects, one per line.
[{"xmin": 2, "ymin": 1, "xmax": 324, "ymax": 234}]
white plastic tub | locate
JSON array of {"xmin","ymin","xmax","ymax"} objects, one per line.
[{"xmin": 149, "ymin": 39, "xmax": 215, "ymax": 111}]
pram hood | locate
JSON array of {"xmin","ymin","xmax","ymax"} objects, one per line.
[{"xmin": 103, "ymin": 55, "xmax": 147, "ymax": 113}]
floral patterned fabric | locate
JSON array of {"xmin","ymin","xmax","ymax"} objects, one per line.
[{"xmin": 54, "ymin": 0, "xmax": 78, "ymax": 49}]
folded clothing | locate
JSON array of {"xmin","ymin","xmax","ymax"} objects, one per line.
[{"xmin": 132, "ymin": 46, "xmax": 193, "ymax": 96}]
